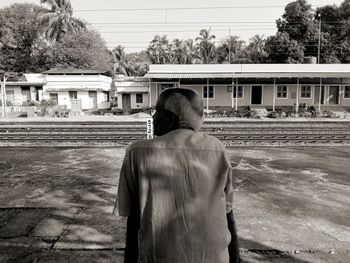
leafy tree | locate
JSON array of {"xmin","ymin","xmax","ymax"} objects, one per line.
[
  {"xmin": 246, "ymin": 34, "xmax": 268, "ymax": 63},
  {"xmin": 339, "ymin": 0, "xmax": 350, "ymax": 42},
  {"xmin": 265, "ymin": 32, "xmax": 305, "ymax": 63},
  {"xmin": 38, "ymin": 0, "xmax": 85, "ymax": 42},
  {"xmin": 126, "ymin": 50, "xmax": 149, "ymax": 75},
  {"xmin": 0, "ymin": 3, "xmax": 43, "ymax": 72},
  {"xmin": 171, "ymin": 39, "xmax": 195, "ymax": 64},
  {"xmin": 276, "ymin": 0, "xmax": 314, "ymax": 42},
  {"xmin": 40, "ymin": 29, "xmax": 113, "ymax": 72},
  {"xmin": 340, "ymin": 0, "xmax": 350, "ymax": 19},
  {"xmin": 146, "ymin": 35, "xmax": 173, "ymax": 64},
  {"xmin": 339, "ymin": 37, "xmax": 350, "ymax": 63}
]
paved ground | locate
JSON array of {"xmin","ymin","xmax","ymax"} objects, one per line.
[{"xmin": 0, "ymin": 147, "xmax": 349, "ymax": 262}]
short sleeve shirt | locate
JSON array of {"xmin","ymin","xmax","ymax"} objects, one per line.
[{"xmin": 116, "ymin": 129, "xmax": 234, "ymax": 263}]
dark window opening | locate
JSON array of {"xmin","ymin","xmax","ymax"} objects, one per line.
[
  {"xmin": 136, "ymin": 93, "xmax": 143, "ymax": 103},
  {"xmin": 203, "ymin": 86, "xmax": 214, "ymax": 98},
  {"xmin": 277, "ymin": 86, "xmax": 288, "ymax": 98}
]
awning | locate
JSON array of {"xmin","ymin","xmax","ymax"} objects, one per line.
[
  {"xmin": 233, "ymin": 72, "xmax": 350, "ymax": 78},
  {"xmin": 45, "ymin": 87, "xmax": 109, "ymax": 92},
  {"xmin": 116, "ymin": 87, "xmax": 149, "ymax": 93},
  {"xmin": 4, "ymin": 82, "xmax": 46, "ymax": 86},
  {"xmin": 144, "ymin": 72, "xmax": 234, "ymax": 79},
  {"xmin": 145, "ymin": 72, "xmax": 350, "ymax": 79}
]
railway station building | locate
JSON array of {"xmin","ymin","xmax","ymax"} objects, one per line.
[
  {"xmin": 117, "ymin": 64, "xmax": 350, "ymax": 112},
  {"xmin": 146, "ymin": 64, "xmax": 350, "ymax": 112}
]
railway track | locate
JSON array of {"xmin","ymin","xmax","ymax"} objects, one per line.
[{"xmin": 0, "ymin": 121, "xmax": 350, "ymax": 147}]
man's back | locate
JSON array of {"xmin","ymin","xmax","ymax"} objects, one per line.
[{"xmin": 118, "ymin": 129, "xmax": 233, "ymax": 263}]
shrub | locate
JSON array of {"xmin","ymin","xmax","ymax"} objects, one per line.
[
  {"xmin": 111, "ymin": 107, "xmax": 123, "ymax": 115},
  {"xmin": 267, "ymin": 111, "xmax": 279, "ymax": 118}
]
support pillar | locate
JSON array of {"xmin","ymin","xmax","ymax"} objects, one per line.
[
  {"xmin": 296, "ymin": 78, "xmax": 299, "ymax": 113},
  {"xmin": 206, "ymin": 78, "xmax": 209, "ymax": 113},
  {"xmin": 148, "ymin": 78, "xmax": 152, "ymax": 108},
  {"xmin": 231, "ymin": 79, "xmax": 234, "ymax": 109},
  {"xmin": 1, "ymin": 80, "xmax": 4, "ymax": 118},
  {"xmin": 318, "ymin": 78, "xmax": 322, "ymax": 111},
  {"xmin": 273, "ymin": 78, "xmax": 276, "ymax": 112},
  {"xmin": 235, "ymin": 79, "xmax": 238, "ymax": 111},
  {"xmin": 3, "ymin": 78, "xmax": 6, "ymax": 117}
]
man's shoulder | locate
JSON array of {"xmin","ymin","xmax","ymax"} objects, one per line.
[{"xmin": 198, "ymin": 132, "xmax": 227, "ymax": 152}]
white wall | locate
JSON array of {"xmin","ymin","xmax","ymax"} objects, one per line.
[{"xmin": 131, "ymin": 93, "xmax": 149, "ymax": 109}]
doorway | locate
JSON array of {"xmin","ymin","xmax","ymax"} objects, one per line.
[
  {"xmin": 251, "ymin": 86, "xmax": 262, "ymax": 104},
  {"xmin": 88, "ymin": 91, "xmax": 97, "ymax": 109},
  {"xmin": 122, "ymin": 94, "xmax": 131, "ymax": 109},
  {"xmin": 328, "ymin": 86, "xmax": 339, "ymax": 104}
]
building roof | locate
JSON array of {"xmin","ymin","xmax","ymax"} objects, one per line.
[
  {"xmin": 43, "ymin": 68, "xmax": 108, "ymax": 75},
  {"xmin": 5, "ymin": 82, "xmax": 46, "ymax": 86},
  {"xmin": 145, "ymin": 64, "xmax": 350, "ymax": 79}
]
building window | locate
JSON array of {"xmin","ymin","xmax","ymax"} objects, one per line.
[
  {"xmin": 49, "ymin": 93, "xmax": 58, "ymax": 105},
  {"xmin": 277, "ymin": 85, "xmax": 288, "ymax": 98},
  {"xmin": 136, "ymin": 93, "xmax": 143, "ymax": 103},
  {"xmin": 203, "ymin": 86, "xmax": 214, "ymax": 99},
  {"xmin": 233, "ymin": 86, "xmax": 243, "ymax": 98},
  {"xmin": 301, "ymin": 85, "xmax": 312, "ymax": 98},
  {"xmin": 69, "ymin": 91, "xmax": 77, "ymax": 100},
  {"xmin": 345, "ymin": 86, "xmax": 350, "ymax": 98},
  {"xmin": 103, "ymin": 91, "xmax": 110, "ymax": 102}
]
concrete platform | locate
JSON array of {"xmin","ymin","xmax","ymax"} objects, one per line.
[{"xmin": 0, "ymin": 147, "xmax": 349, "ymax": 262}]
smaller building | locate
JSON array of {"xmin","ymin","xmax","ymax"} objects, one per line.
[
  {"xmin": 43, "ymin": 69, "xmax": 112, "ymax": 110},
  {"xmin": 2, "ymin": 73, "xmax": 45, "ymax": 107},
  {"xmin": 114, "ymin": 76, "xmax": 150, "ymax": 110},
  {"xmin": 1, "ymin": 69, "xmax": 113, "ymax": 116}
]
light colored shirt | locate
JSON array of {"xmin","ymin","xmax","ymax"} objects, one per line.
[{"xmin": 116, "ymin": 128, "xmax": 234, "ymax": 263}]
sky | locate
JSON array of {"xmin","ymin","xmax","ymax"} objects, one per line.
[{"xmin": 0, "ymin": 0, "xmax": 345, "ymax": 52}]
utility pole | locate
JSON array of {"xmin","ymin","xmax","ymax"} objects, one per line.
[
  {"xmin": 0, "ymin": 72, "xmax": 5, "ymax": 118},
  {"xmin": 317, "ymin": 13, "xmax": 322, "ymax": 64},
  {"xmin": 1, "ymin": 75, "xmax": 7, "ymax": 118},
  {"xmin": 228, "ymin": 28, "xmax": 231, "ymax": 64}
]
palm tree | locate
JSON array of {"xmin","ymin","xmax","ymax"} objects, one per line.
[
  {"xmin": 146, "ymin": 35, "xmax": 173, "ymax": 64},
  {"xmin": 171, "ymin": 39, "xmax": 184, "ymax": 64},
  {"xmin": 195, "ymin": 29, "xmax": 217, "ymax": 64},
  {"xmin": 38, "ymin": 0, "xmax": 85, "ymax": 42},
  {"xmin": 246, "ymin": 34, "xmax": 268, "ymax": 63},
  {"xmin": 217, "ymin": 35, "xmax": 247, "ymax": 63},
  {"xmin": 112, "ymin": 45, "xmax": 130, "ymax": 76}
]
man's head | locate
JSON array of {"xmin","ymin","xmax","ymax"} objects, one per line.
[{"xmin": 153, "ymin": 88, "xmax": 203, "ymax": 136}]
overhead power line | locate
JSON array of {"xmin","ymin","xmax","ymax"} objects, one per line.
[
  {"xmin": 89, "ymin": 21, "xmax": 347, "ymax": 25},
  {"xmin": 101, "ymin": 29, "xmax": 277, "ymax": 33},
  {"xmin": 75, "ymin": 5, "xmax": 324, "ymax": 12},
  {"xmin": 90, "ymin": 21, "xmax": 277, "ymax": 25}
]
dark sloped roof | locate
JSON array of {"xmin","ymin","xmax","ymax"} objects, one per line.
[{"xmin": 43, "ymin": 68, "xmax": 108, "ymax": 75}]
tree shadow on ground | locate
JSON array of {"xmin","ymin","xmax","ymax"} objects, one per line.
[{"xmin": 239, "ymin": 238, "xmax": 311, "ymax": 263}]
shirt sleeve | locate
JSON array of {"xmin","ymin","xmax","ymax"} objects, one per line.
[
  {"xmin": 224, "ymin": 150, "xmax": 234, "ymax": 213},
  {"xmin": 113, "ymin": 148, "xmax": 138, "ymax": 217}
]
